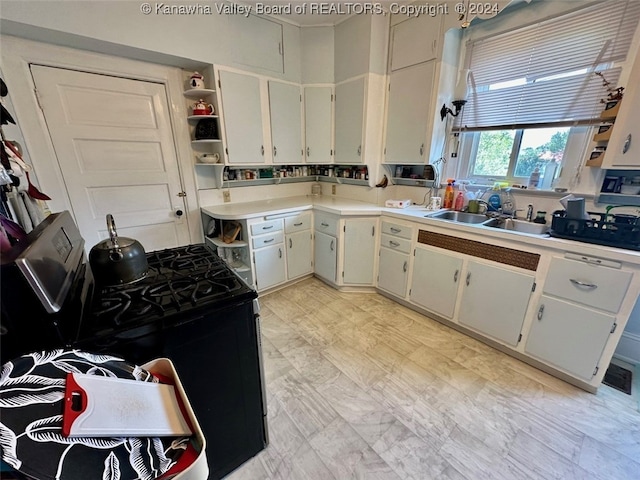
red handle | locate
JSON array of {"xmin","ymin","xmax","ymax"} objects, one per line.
[{"xmin": 62, "ymin": 373, "xmax": 87, "ymax": 437}]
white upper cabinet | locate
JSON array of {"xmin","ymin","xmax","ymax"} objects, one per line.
[
  {"xmin": 385, "ymin": 62, "xmax": 436, "ymax": 164},
  {"xmin": 218, "ymin": 70, "xmax": 266, "ymax": 164},
  {"xmin": 268, "ymin": 80, "xmax": 303, "ymax": 164},
  {"xmin": 304, "ymin": 86, "xmax": 333, "ymax": 163},
  {"xmin": 390, "ymin": 15, "xmax": 442, "ymax": 71},
  {"xmin": 602, "ymin": 51, "xmax": 640, "ymax": 169},
  {"xmin": 334, "ymin": 77, "xmax": 365, "ymax": 164},
  {"xmin": 229, "ymin": 14, "xmax": 284, "ymax": 74}
]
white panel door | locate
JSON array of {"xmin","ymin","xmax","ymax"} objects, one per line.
[
  {"xmin": 314, "ymin": 231, "xmax": 337, "ymax": 283},
  {"xmin": 268, "ymin": 81, "xmax": 303, "ymax": 164},
  {"xmin": 458, "ymin": 261, "xmax": 534, "ymax": 346},
  {"xmin": 30, "ymin": 65, "xmax": 189, "ymax": 252},
  {"xmin": 304, "ymin": 86, "xmax": 333, "ymax": 163},
  {"xmin": 334, "ymin": 77, "xmax": 365, "ymax": 164},
  {"xmin": 287, "ymin": 230, "xmax": 312, "ymax": 279},
  {"xmin": 343, "ymin": 218, "xmax": 376, "ymax": 285},
  {"xmin": 410, "ymin": 246, "xmax": 462, "ymax": 319},
  {"xmin": 218, "ymin": 70, "xmax": 265, "ymax": 164},
  {"xmin": 254, "ymin": 243, "xmax": 286, "ymax": 291},
  {"xmin": 525, "ymin": 295, "xmax": 615, "ymax": 380},
  {"xmin": 385, "ymin": 62, "xmax": 435, "ymax": 164}
]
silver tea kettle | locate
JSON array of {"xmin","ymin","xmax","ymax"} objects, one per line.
[{"xmin": 89, "ymin": 214, "xmax": 148, "ymax": 286}]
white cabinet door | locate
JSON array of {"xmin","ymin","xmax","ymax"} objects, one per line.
[
  {"xmin": 304, "ymin": 86, "xmax": 333, "ymax": 163},
  {"xmin": 602, "ymin": 51, "xmax": 640, "ymax": 168},
  {"xmin": 343, "ymin": 218, "xmax": 377, "ymax": 285},
  {"xmin": 269, "ymin": 81, "xmax": 303, "ymax": 164},
  {"xmin": 458, "ymin": 261, "xmax": 534, "ymax": 347},
  {"xmin": 314, "ymin": 231, "xmax": 337, "ymax": 283},
  {"xmin": 525, "ymin": 295, "xmax": 615, "ymax": 380},
  {"xmin": 228, "ymin": 14, "xmax": 284, "ymax": 74},
  {"xmin": 218, "ymin": 70, "xmax": 265, "ymax": 164},
  {"xmin": 410, "ymin": 246, "xmax": 462, "ymax": 319},
  {"xmin": 334, "ymin": 77, "xmax": 365, "ymax": 164},
  {"xmin": 385, "ymin": 62, "xmax": 435, "ymax": 165},
  {"xmin": 254, "ymin": 243, "xmax": 286, "ymax": 291},
  {"xmin": 390, "ymin": 15, "xmax": 442, "ymax": 71},
  {"xmin": 378, "ymin": 248, "xmax": 409, "ymax": 298},
  {"xmin": 287, "ymin": 230, "xmax": 312, "ymax": 279}
]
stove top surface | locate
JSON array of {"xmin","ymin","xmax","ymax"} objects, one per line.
[{"xmin": 81, "ymin": 244, "xmax": 255, "ymax": 338}]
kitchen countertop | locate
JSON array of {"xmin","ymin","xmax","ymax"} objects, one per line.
[{"xmin": 202, "ymin": 196, "xmax": 640, "ymax": 265}]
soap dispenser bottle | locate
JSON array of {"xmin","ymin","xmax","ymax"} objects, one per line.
[
  {"xmin": 444, "ymin": 179, "xmax": 455, "ymax": 209},
  {"xmin": 454, "ymin": 189, "xmax": 465, "ymax": 211}
]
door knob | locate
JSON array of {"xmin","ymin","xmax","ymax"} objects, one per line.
[{"xmin": 175, "ymin": 209, "xmax": 183, "ymax": 217}]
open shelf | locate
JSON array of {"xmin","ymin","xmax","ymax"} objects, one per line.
[
  {"xmin": 207, "ymin": 236, "xmax": 248, "ymax": 248},
  {"xmin": 188, "ymin": 114, "xmax": 218, "ymax": 124},
  {"xmin": 183, "ymin": 88, "xmax": 216, "ymax": 98}
]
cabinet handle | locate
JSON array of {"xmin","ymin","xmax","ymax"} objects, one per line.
[
  {"xmin": 263, "ymin": 238, "xmax": 275, "ymax": 244},
  {"xmin": 453, "ymin": 269, "xmax": 459, "ymax": 283},
  {"xmin": 466, "ymin": 272, "xmax": 471, "ymax": 286},
  {"xmin": 261, "ymin": 145, "xmax": 264, "ymax": 156},
  {"xmin": 419, "ymin": 144, "xmax": 424, "ymax": 156},
  {"xmin": 307, "ymin": 147, "xmax": 310, "ymax": 157},
  {"xmin": 389, "ymin": 240, "xmax": 400, "ymax": 247},
  {"xmin": 273, "ymin": 145, "xmax": 277, "ymax": 157},
  {"xmin": 537, "ymin": 304, "xmax": 545, "ymax": 321},
  {"xmin": 330, "ymin": 239, "xmax": 334, "ymax": 251},
  {"xmin": 289, "ymin": 238, "xmax": 292, "ymax": 248},
  {"xmin": 372, "ymin": 226, "xmax": 375, "ymax": 236},
  {"xmin": 569, "ymin": 278, "xmax": 597, "ymax": 289},
  {"xmin": 279, "ymin": 248, "xmax": 282, "ymax": 258},
  {"xmin": 262, "ymin": 225, "xmax": 274, "ymax": 230},
  {"xmin": 357, "ymin": 145, "xmax": 361, "ymax": 156},
  {"xmin": 623, "ymin": 134, "xmax": 632, "ymax": 154},
  {"xmin": 321, "ymin": 222, "xmax": 329, "ymax": 227},
  {"xmin": 403, "ymin": 261, "xmax": 407, "ymax": 273},
  {"xmin": 294, "ymin": 222, "xmax": 303, "ymax": 226},
  {"xmin": 390, "ymin": 227, "xmax": 401, "ymax": 233}
]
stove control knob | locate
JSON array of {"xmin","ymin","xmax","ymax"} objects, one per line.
[{"xmin": 175, "ymin": 209, "xmax": 184, "ymax": 217}]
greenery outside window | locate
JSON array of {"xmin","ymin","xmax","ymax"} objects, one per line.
[{"xmin": 454, "ymin": 0, "xmax": 640, "ymax": 186}]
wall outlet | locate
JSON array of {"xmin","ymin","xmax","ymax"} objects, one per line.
[
  {"xmin": 332, "ymin": 184, "xmax": 336, "ymax": 195},
  {"xmin": 223, "ymin": 190, "xmax": 231, "ymax": 203}
]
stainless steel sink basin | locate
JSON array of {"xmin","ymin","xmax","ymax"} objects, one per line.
[
  {"xmin": 483, "ymin": 218, "xmax": 549, "ymax": 235},
  {"xmin": 427, "ymin": 211, "xmax": 489, "ymax": 224}
]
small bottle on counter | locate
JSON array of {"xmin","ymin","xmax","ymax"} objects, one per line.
[
  {"xmin": 443, "ymin": 179, "xmax": 455, "ymax": 209},
  {"xmin": 533, "ymin": 211, "xmax": 547, "ymax": 224}
]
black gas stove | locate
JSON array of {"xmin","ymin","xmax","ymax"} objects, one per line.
[{"xmin": 1, "ymin": 212, "xmax": 267, "ymax": 479}]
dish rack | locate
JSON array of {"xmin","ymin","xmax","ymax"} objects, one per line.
[{"xmin": 550, "ymin": 210, "xmax": 640, "ymax": 251}]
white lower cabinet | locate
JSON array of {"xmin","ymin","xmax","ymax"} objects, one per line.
[
  {"xmin": 314, "ymin": 231, "xmax": 337, "ymax": 283},
  {"xmin": 378, "ymin": 248, "xmax": 410, "ymax": 298},
  {"xmin": 287, "ymin": 230, "xmax": 312, "ymax": 279},
  {"xmin": 254, "ymin": 243, "xmax": 286, "ymax": 290},
  {"xmin": 342, "ymin": 218, "xmax": 377, "ymax": 285},
  {"xmin": 458, "ymin": 260, "xmax": 534, "ymax": 347},
  {"xmin": 410, "ymin": 246, "xmax": 462, "ymax": 319},
  {"xmin": 525, "ymin": 295, "xmax": 616, "ymax": 380}
]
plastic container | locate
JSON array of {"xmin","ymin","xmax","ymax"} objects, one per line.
[
  {"xmin": 528, "ymin": 167, "xmax": 540, "ymax": 189},
  {"xmin": 454, "ymin": 191, "xmax": 465, "ymax": 211},
  {"xmin": 443, "ymin": 179, "xmax": 455, "ymax": 209}
]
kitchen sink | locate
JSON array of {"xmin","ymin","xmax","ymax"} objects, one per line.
[
  {"xmin": 427, "ymin": 211, "xmax": 489, "ymax": 224},
  {"xmin": 483, "ymin": 218, "xmax": 549, "ymax": 235}
]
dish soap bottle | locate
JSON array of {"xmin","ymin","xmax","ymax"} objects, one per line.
[
  {"xmin": 454, "ymin": 189, "xmax": 465, "ymax": 211},
  {"xmin": 443, "ymin": 179, "xmax": 455, "ymax": 209},
  {"xmin": 528, "ymin": 167, "xmax": 540, "ymax": 189}
]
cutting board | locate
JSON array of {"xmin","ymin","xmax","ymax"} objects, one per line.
[{"xmin": 62, "ymin": 373, "xmax": 192, "ymax": 437}]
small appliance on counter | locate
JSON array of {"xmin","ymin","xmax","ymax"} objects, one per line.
[
  {"xmin": 385, "ymin": 199, "xmax": 412, "ymax": 208},
  {"xmin": 550, "ymin": 210, "xmax": 640, "ymax": 251}
]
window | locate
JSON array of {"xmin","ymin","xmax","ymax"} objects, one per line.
[{"xmin": 455, "ymin": 0, "xmax": 640, "ymax": 184}]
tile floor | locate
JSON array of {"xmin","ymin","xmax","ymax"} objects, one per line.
[{"xmin": 225, "ymin": 278, "xmax": 640, "ymax": 480}]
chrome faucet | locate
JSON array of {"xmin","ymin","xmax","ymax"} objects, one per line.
[{"xmin": 526, "ymin": 204, "xmax": 534, "ymax": 222}]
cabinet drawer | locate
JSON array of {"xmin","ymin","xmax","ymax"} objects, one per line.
[
  {"xmin": 381, "ymin": 221, "xmax": 412, "ymax": 240},
  {"xmin": 250, "ymin": 219, "xmax": 283, "ymax": 235},
  {"xmin": 252, "ymin": 231, "xmax": 284, "ymax": 249},
  {"xmin": 314, "ymin": 213, "xmax": 339, "ymax": 237},
  {"xmin": 284, "ymin": 212, "xmax": 311, "ymax": 233},
  {"xmin": 543, "ymin": 258, "xmax": 633, "ymax": 313},
  {"xmin": 380, "ymin": 233, "xmax": 411, "ymax": 254}
]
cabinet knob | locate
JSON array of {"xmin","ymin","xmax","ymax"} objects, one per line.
[
  {"xmin": 403, "ymin": 261, "xmax": 407, "ymax": 273},
  {"xmin": 465, "ymin": 272, "xmax": 471, "ymax": 286},
  {"xmin": 175, "ymin": 209, "xmax": 183, "ymax": 217},
  {"xmin": 357, "ymin": 145, "xmax": 362, "ymax": 156},
  {"xmin": 623, "ymin": 134, "xmax": 632, "ymax": 154},
  {"xmin": 289, "ymin": 238, "xmax": 292, "ymax": 248},
  {"xmin": 330, "ymin": 239, "xmax": 334, "ymax": 251},
  {"xmin": 537, "ymin": 304, "xmax": 545, "ymax": 321},
  {"xmin": 279, "ymin": 248, "xmax": 282, "ymax": 258},
  {"xmin": 307, "ymin": 147, "xmax": 310, "ymax": 157},
  {"xmin": 453, "ymin": 269, "xmax": 459, "ymax": 283},
  {"xmin": 419, "ymin": 144, "xmax": 424, "ymax": 156},
  {"xmin": 261, "ymin": 145, "xmax": 264, "ymax": 156},
  {"xmin": 273, "ymin": 145, "xmax": 277, "ymax": 157}
]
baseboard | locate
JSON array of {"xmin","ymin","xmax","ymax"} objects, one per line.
[{"xmin": 614, "ymin": 332, "xmax": 640, "ymax": 365}]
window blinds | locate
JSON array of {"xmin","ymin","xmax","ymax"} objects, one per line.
[{"xmin": 455, "ymin": 0, "xmax": 640, "ymax": 131}]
